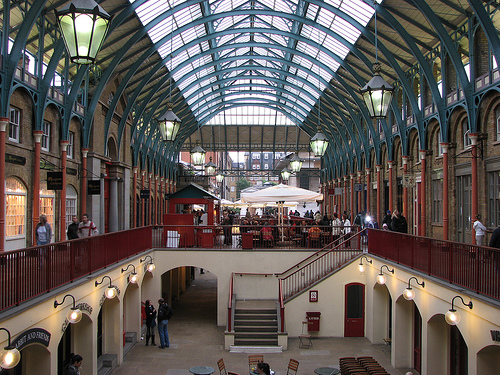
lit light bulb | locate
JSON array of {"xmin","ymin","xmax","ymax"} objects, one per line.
[
  {"xmin": 0, "ymin": 347, "xmax": 20, "ymax": 369},
  {"xmin": 105, "ymin": 286, "xmax": 117, "ymax": 299},
  {"xmin": 376, "ymin": 274, "xmax": 386, "ymax": 285},
  {"xmin": 403, "ymin": 288, "xmax": 415, "ymax": 301},
  {"xmin": 358, "ymin": 263, "xmax": 365, "ymax": 273},
  {"xmin": 130, "ymin": 273, "xmax": 138, "ymax": 284},
  {"xmin": 147, "ymin": 263, "xmax": 155, "ymax": 272},
  {"xmin": 67, "ymin": 308, "xmax": 82, "ymax": 324},
  {"xmin": 445, "ymin": 309, "xmax": 461, "ymax": 325}
]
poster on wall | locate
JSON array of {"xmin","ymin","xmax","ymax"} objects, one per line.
[
  {"xmin": 88, "ymin": 180, "xmax": 101, "ymax": 195},
  {"xmin": 47, "ymin": 172, "xmax": 63, "ymax": 190}
]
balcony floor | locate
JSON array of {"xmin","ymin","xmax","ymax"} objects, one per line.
[{"xmin": 112, "ymin": 271, "xmax": 414, "ymax": 375}]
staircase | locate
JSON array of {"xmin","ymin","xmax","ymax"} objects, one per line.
[
  {"xmin": 97, "ymin": 353, "xmax": 117, "ymax": 375},
  {"xmin": 231, "ymin": 300, "xmax": 281, "ymax": 351}
]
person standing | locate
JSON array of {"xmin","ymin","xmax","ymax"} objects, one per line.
[
  {"xmin": 342, "ymin": 213, "xmax": 351, "ymax": 247},
  {"xmin": 65, "ymin": 353, "xmax": 85, "ymax": 375},
  {"xmin": 157, "ymin": 298, "xmax": 173, "ymax": 349},
  {"xmin": 67, "ymin": 215, "xmax": 79, "ymax": 240},
  {"xmin": 78, "ymin": 214, "xmax": 98, "ymax": 238},
  {"xmin": 473, "ymin": 214, "xmax": 487, "ymax": 246},
  {"xmin": 35, "ymin": 214, "xmax": 52, "ymax": 246},
  {"xmin": 332, "ymin": 213, "xmax": 342, "ymax": 244},
  {"xmin": 144, "ymin": 299, "xmax": 157, "ymax": 346}
]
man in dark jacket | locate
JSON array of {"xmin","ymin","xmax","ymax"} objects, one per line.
[
  {"xmin": 67, "ymin": 215, "xmax": 79, "ymax": 240},
  {"xmin": 489, "ymin": 226, "xmax": 500, "ymax": 248},
  {"xmin": 157, "ymin": 298, "xmax": 173, "ymax": 348}
]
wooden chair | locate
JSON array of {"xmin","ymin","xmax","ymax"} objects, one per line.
[
  {"xmin": 286, "ymin": 359, "xmax": 299, "ymax": 375},
  {"xmin": 308, "ymin": 231, "xmax": 321, "ymax": 248},
  {"xmin": 217, "ymin": 358, "xmax": 240, "ymax": 375},
  {"xmin": 248, "ymin": 355, "xmax": 264, "ymax": 372},
  {"xmin": 298, "ymin": 321, "xmax": 312, "ymax": 348}
]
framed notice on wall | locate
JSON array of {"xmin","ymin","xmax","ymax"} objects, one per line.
[{"xmin": 309, "ymin": 290, "xmax": 318, "ymax": 302}]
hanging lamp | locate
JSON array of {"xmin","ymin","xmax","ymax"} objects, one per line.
[
  {"xmin": 158, "ymin": 103, "xmax": 181, "ymax": 141},
  {"xmin": 205, "ymin": 156, "xmax": 217, "ymax": 175},
  {"xmin": 289, "ymin": 153, "xmax": 303, "ymax": 172},
  {"xmin": 191, "ymin": 140, "xmax": 206, "ymax": 166}
]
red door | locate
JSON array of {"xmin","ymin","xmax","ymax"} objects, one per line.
[
  {"xmin": 413, "ymin": 304, "xmax": 422, "ymax": 372},
  {"xmin": 344, "ymin": 283, "xmax": 365, "ymax": 337}
]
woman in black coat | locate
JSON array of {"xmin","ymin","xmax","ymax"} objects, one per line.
[{"xmin": 144, "ymin": 299, "xmax": 157, "ymax": 346}]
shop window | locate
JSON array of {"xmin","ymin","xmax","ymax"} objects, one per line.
[
  {"xmin": 39, "ymin": 181, "xmax": 55, "ymax": 234},
  {"xmin": 6, "ymin": 177, "xmax": 26, "ymax": 237},
  {"xmin": 9, "ymin": 107, "xmax": 20, "ymax": 142},
  {"xmin": 67, "ymin": 131, "xmax": 74, "ymax": 159},
  {"xmin": 42, "ymin": 121, "xmax": 50, "ymax": 151},
  {"xmin": 463, "ymin": 119, "xmax": 471, "ymax": 149},
  {"xmin": 432, "ymin": 178, "xmax": 443, "ymax": 223},
  {"xmin": 488, "ymin": 171, "xmax": 500, "ymax": 227},
  {"xmin": 66, "ymin": 185, "xmax": 78, "ymax": 226}
]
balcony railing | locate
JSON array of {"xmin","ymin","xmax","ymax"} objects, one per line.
[
  {"xmin": 368, "ymin": 229, "xmax": 500, "ymax": 300},
  {"xmin": 0, "ymin": 227, "xmax": 152, "ymax": 312}
]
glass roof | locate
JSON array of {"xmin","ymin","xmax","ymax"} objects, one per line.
[{"xmin": 129, "ymin": 0, "xmax": 375, "ymax": 125}]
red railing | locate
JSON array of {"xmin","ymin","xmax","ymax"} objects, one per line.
[
  {"xmin": 228, "ymin": 273, "xmax": 234, "ymax": 332},
  {"xmin": 280, "ymin": 230, "xmax": 366, "ymax": 301},
  {"xmin": 0, "ymin": 227, "xmax": 152, "ymax": 311},
  {"xmin": 279, "ymin": 279, "xmax": 285, "ymax": 333},
  {"xmin": 368, "ymin": 229, "xmax": 500, "ymax": 300}
]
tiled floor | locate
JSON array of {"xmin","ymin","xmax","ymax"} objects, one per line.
[{"xmin": 111, "ymin": 271, "xmax": 415, "ymax": 375}]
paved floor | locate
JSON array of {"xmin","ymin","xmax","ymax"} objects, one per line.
[{"xmin": 112, "ymin": 270, "xmax": 415, "ymax": 375}]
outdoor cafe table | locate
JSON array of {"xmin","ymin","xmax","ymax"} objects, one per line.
[
  {"xmin": 314, "ymin": 367, "xmax": 340, "ymax": 375},
  {"xmin": 190, "ymin": 366, "xmax": 215, "ymax": 375}
]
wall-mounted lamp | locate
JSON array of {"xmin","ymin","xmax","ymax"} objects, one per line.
[
  {"xmin": 445, "ymin": 296, "xmax": 473, "ymax": 325},
  {"xmin": 403, "ymin": 277, "xmax": 425, "ymax": 301},
  {"xmin": 140, "ymin": 255, "xmax": 155, "ymax": 272},
  {"xmin": 95, "ymin": 275, "xmax": 118, "ymax": 299},
  {"xmin": 54, "ymin": 294, "xmax": 82, "ymax": 324},
  {"xmin": 121, "ymin": 264, "xmax": 138, "ymax": 284},
  {"xmin": 358, "ymin": 255, "xmax": 372, "ymax": 273},
  {"xmin": 376, "ymin": 265, "xmax": 394, "ymax": 285},
  {"xmin": 0, "ymin": 328, "xmax": 21, "ymax": 369}
]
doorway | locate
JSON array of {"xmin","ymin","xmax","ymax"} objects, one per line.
[
  {"xmin": 344, "ymin": 283, "xmax": 365, "ymax": 337},
  {"xmin": 413, "ymin": 304, "xmax": 422, "ymax": 372},
  {"xmin": 456, "ymin": 174, "xmax": 472, "ymax": 243}
]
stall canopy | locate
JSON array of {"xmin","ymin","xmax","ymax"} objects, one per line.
[{"xmin": 241, "ymin": 184, "xmax": 323, "ymax": 203}]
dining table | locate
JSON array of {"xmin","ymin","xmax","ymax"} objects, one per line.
[
  {"xmin": 190, "ymin": 366, "xmax": 215, "ymax": 375},
  {"xmin": 313, "ymin": 367, "xmax": 340, "ymax": 375}
]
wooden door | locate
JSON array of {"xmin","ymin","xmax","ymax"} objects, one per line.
[{"xmin": 344, "ymin": 283, "xmax": 365, "ymax": 337}]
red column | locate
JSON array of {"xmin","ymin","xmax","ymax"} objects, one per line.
[
  {"xmin": 350, "ymin": 173, "xmax": 354, "ymax": 216},
  {"xmin": 376, "ymin": 165, "xmax": 381, "ymax": 226},
  {"xmin": 32, "ymin": 130, "xmax": 43, "ymax": 245},
  {"xmin": 132, "ymin": 167, "xmax": 138, "ymax": 228},
  {"xmin": 366, "ymin": 168, "xmax": 371, "ymax": 215},
  {"xmin": 149, "ymin": 173, "xmax": 153, "ymax": 225},
  {"xmin": 388, "ymin": 161, "xmax": 394, "ymax": 213},
  {"xmin": 402, "ymin": 157, "xmax": 408, "ymax": 220},
  {"xmin": 159, "ymin": 177, "xmax": 164, "ymax": 224},
  {"xmin": 420, "ymin": 150, "xmax": 427, "ymax": 237},
  {"xmin": 154, "ymin": 175, "xmax": 158, "ymax": 225},
  {"xmin": 470, "ymin": 134, "xmax": 479, "ymax": 244},
  {"xmin": 60, "ymin": 140, "xmax": 68, "ymax": 241},
  {"xmin": 81, "ymin": 148, "xmax": 89, "ymax": 217},
  {"xmin": 141, "ymin": 171, "xmax": 145, "ymax": 227},
  {"xmin": 357, "ymin": 171, "xmax": 362, "ymax": 214},
  {"xmin": 0, "ymin": 118, "xmax": 7, "ymax": 252},
  {"xmin": 440, "ymin": 143, "xmax": 449, "ymax": 240},
  {"xmin": 344, "ymin": 176, "xmax": 348, "ymax": 214}
]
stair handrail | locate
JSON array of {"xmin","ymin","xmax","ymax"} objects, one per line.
[
  {"xmin": 279, "ymin": 279, "xmax": 285, "ymax": 333},
  {"xmin": 280, "ymin": 229, "xmax": 366, "ymax": 301},
  {"xmin": 228, "ymin": 272, "xmax": 234, "ymax": 332},
  {"xmin": 275, "ymin": 227, "xmax": 361, "ymax": 278}
]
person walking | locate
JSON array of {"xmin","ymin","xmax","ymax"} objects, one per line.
[
  {"xmin": 78, "ymin": 214, "xmax": 98, "ymax": 238},
  {"xmin": 35, "ymin": 214, "xmax": 52, "ymax": 246},
  {"xmin": 473, "ymin": 214, "xmax": 487, "ymax": 246},
  {"xmin": 67, "ymin": 215, "xmax": 79, "ymax": 240},
  {"xmin": 144, "ymin": 299, "xmax": 157, "ymax": 346},
  {"xmin": 332, "ymin": 213, "xmax": 342, "ymax": 244},
  {"xmin": 65, "ymin": 353, "xmax": 85, "ymax": 375},
  {"xmin": 157, "ymin": 298, "xmax": 173, "ymax": 348},
  {"xmin": 342, "ymin": 213, "xmax": 351, "ymax": 247}
]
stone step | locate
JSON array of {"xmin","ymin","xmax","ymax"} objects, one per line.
[
  {"xmin": 234, "ymin": 337, "xmax": 279, "ymax": 346},
  {"xmin": 97, "ymin": 353, "xmax": 117, "ymax": 375},
  {"xmin": 125, "ymin": 331, "xmax": 136, "ymax": 343},
  {"xmin": 234, "ymin": 313, "xmax": 277, "ymax": 320},
  {"xmin": 235, "ymin": 308, "xmax": 276, "ymax": 314},
  {"xmin": 234, "ymin": 320, "xmax": 277, "ymax": 327},
  {"xmin": 235, "ymin": 326, "xmax": 277, "ymax": 332}
]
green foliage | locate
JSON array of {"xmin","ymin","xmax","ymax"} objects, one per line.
[{"xmin": 236, "ymin": 178, "xmax": 251, "ymax": 198}]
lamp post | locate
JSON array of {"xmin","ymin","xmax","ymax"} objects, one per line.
[
  {"xmin": 54, "ymin": 294, "xmax": 83, "ymax": 324},
  {"xmin": 445, "ymin": 296, "xmax": 473, "ymax": 325},
  {"xmin": 0, "ymin": 328, "xmax": 21, "ymax": 369},
  {"xmin": 55, "ymin": 0, "xmax": 112, "ymax": 65},
  {"xmin": 158, "ymin": 103, "xmax": 181, "ymax": 141},
  {"xmin": 190, "ymin": 140, "xmax": 206, "ymax": 166}
]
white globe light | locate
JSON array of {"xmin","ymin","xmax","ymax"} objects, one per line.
[
  {"xmin": 403, "ymin": 288, "xmax": 415, "ymax": 301},
  {"xmin": 130, "ymin": 273, "xmax": 138, "ymax": 284},
  {"xmin": 376, "ymin": 274, "xmax": 386, "ymax": 285},
  {"xmin": 358, "ymin": 264, "xmax": 365, "ymax": 273},
  {"xmin": 67, "ymin": 308, "xmax": 82, "ymax": 324},
  {"xmin": 147, "ymin": 263, "xmax": 155, "ymax": 272},
  {"xmin": 445, "ymin": 309, "xmax": 461, "ymax": 325},
  {"xmin": 0, "ymin": 347, "xmax": 20, "ymax": 369},
  {"xmin": 105, "ymin": 286, "xmax": 118, "ymax": 299}
]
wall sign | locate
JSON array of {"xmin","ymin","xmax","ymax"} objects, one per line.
[
  {"xmin": 5, "ymin": 153, "xmax": 26, "ymax": 166},
  {"xmin": 140, "ymin": 189, "xmax": 150, "ymax": 199},
  {"xmin": 11, "ymin": 328, "xmax": 51, "ymax": 350},
  {"xmin": 88, "ymin": 180, "xmax": 101, "ymax": 195},
  {"xmin": 47, "ymin": 172, "xmax": 63, "ymax": 190},
  {"xmin": 67, "ymin": 167, "xmax": 78, "ymax": 176},
  {"xmin": 491, "ymin": 330, "xmax": 500, "ymax": 342},
  {"xmin": 309, "ymin": 290, "xmax": 318, "ymax": 302}
]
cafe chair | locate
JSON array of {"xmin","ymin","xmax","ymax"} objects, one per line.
[
  {"xmin": 298, "ymin": 321, "xmax": 312, "ymax": 348},
  {"xmin": 308, "ymin": 231, "xmax": 321, "ymax": 248},
  {"xmin": 248, "ymin": 354, "xmax": 264, "ymax": 373},
  {"xmin": 217, "ymin": 358, "xmax": 240, "ymax": 375},
  {"xmin": 286, "ymin": 359, "xmax": 299, "ymax": 375}
]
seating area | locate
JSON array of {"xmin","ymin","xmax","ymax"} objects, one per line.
[{"xmin": 339, "ymin": 357, "xmax": 390, "ymax": 375}]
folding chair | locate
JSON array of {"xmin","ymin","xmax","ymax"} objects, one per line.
[
  {"xmin": 286, "ymin": 359, "xmax": 299, "ymax": 375},
  {"xmin": 217, "ymin": 358, "xmax": 240, "ymax": 375},
  {"xmin": 298, "ymin": 321, "xmax": 312, "ymax": 348},
  {"xmin": 248, "ymin": 355, "xmax": 264, "ymax": 373}
]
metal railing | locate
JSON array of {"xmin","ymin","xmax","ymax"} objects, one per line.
[
  {"xmin": 0, "ymin": 227, "xmax": 152, "ymax": 312},
  {"xmin": 368, "ymin": 229, "xmax": 500, "ymax": 300},
  {"xmin": 279, "ymin": 230, "xmax": 366, "ymax": 301}
]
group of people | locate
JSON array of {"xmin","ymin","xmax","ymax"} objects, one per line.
[
  {"xmin": 381, "ymin": 210, "xmax": 408, "ymax": 233},
  {"xmin": 35, "ymin": 213, "xmax": 98, "ymax": 246},
  {"xmin": 143, "ymin": 298, "xmax": 174, "ymax": 349}
]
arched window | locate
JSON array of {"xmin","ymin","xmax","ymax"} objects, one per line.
[
  {"xmin": 6, "ymin": 177, "xmax": 26, "ymax": 238},
  {"xmin": 66, "ymin": 185, "xmax": 78, "ymax": 225},
  {"xmin": 463, "ymin": 119, "xmax": 471, "ymax": 149},
  {"xmin": 39, "ymin": 181, "xmax": 55, "ymax": 234},
  {"xmin": 495, "ymin": 106, "xmax": 500, "ymax": 141}
]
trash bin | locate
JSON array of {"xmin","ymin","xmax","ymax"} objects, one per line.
[
  {"xmin": 241, "ymin": 232, "xmax": 253, "ymax": 249},
  {"xmin": 306, "ymin": 311, "xmax": 321, "ymax": 332},
  {"xmin": 197, "ymin": 227, "xmax": 214, "ymax": 248}
]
